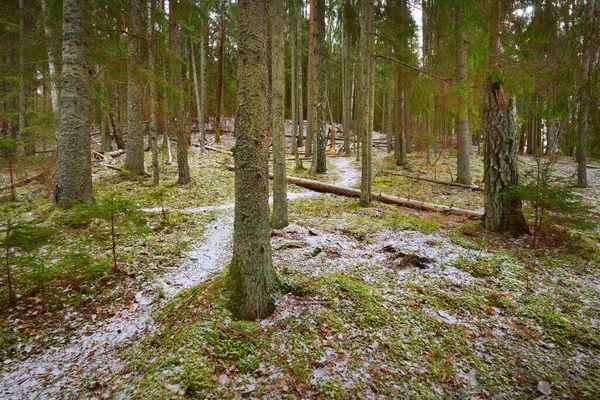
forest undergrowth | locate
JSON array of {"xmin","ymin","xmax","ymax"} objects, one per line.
[{"xmin": 1, "ymin": 140, "xmax": 599, "ymax": 399}]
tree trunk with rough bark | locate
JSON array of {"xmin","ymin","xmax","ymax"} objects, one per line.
[
  {"xmin": 455, "ymin": 0, "xmax": 471, "ymax": 184},
  {"xmin": 228, "ymin": 0, "xmax": 277, "ymax": 321},
  {"xmin": 191, "ymin": 35, "xmax": 205, "ymax": 154},
  {"xmin": 483, "ymin": 0, "xmax": 528, "ymax": 235},
  {"xmin": 360, "ymin": 0, "xmax": 374, "ymax": 206},
  {"xmin": 148, "ymin": 0, "xmax": 159, "ymax": 185},
  {"xmin": 170, "ymin": 0, "xmax": 190, "ymax": 185},
  {"xmin": 54, "ymin": 0, "xmax": 94, "ymax": 208},
  {"xmin": 306, "ymin": 0, "xmax": 316, "ymax": 158},
  {"xmin": 310, "ymin": 0, "xmax": 327, "ymax": 175},
  {"xmin": 342, "ymin": 0, "xmax": 352, "ymax": 155},
  {"xmin": 483, "ymin": 80, "xmax": 528, "ymax": 234},
  {"xmin": 215, "ymin": 0, "xmax": 226, "ymax": 144},
  {"xmin": 271, "ymin": 0, "xmax": 288, "ymax": 229},
  {"xmin": 125, "ymin": 0, "xmax": 145, "ymax": 175},
  {"xmin": 576, "ymin": 0, "xmax": 596, "ymax": 188},
  {"xmin": 41, "ymin": 0, "xmax": 60, "ymax": 116},
  {"xmin": 296, "ymin": 3, "xmax": 304, "ymax": 151},
  {"xmin": 290, "ymin": 2, "xmax": 297, "ymax": 158}
]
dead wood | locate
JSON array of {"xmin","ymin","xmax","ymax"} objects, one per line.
[{"xmin": 224, "ymin": 164, "xmax": 483, "ymax": 219}]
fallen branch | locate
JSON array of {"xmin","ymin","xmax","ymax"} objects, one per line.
[
  {"xmin": 380, "ymin": 171, "xmax": 483, "ymax": 191},
  {"xmin": 0, "ymin": 172, "xmax": 45, "ymax": 192},
  {"xmin": 102, "ymin": 163, "xmax": 123, "ymax": 172},
  {"xmin": 225, "ymin": 165, "xmax": 483, "ymax": 219}
]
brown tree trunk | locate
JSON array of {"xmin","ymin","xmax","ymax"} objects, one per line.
[
  {"xmin": 455, "ymin": 0, "xmax": 471, "ymax": 184},
  {"xmin": 229, "ymin": 0, "xmax": 277, "ymax": 321},
  {"xmin": 360, "ymin": 0, "xmax": 374, "ymax": 206},
  {"xmin": 483, "ymin": 80, "xmax": 528, "ymax": 234},
  {"xmin": 310, "ymin": 0, "xmax": 327, "ymax": 175},
  {"xmin": 170, "ymin": 0, "xmax": 190, "ymax": 185},
  {"xmin": 296, "ymin": 2, "xmax": 304, "ymax": 151},
  {"xmin": 271, "ymin": 0, "xmax": 289, "ymax": 228},
  {"xmin": 305, "ymin": 0, "xmax": 316, "ymax": 158},
  {"xmin": 125, "ymin": 0, "xmax": 145, "ymax": 175},
  {"xmin": 148, "ymin": 0, "xmax": 159, "ymax": 185},
  {"xmin": 54, "ymin": 0, "xmax": 94, "ymax": 207},
  {"xmin": 215, "ymin": 0, "xmax": 226, "ymax": 144}
]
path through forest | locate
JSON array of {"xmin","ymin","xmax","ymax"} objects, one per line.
[{"xmin": 0, "ymin": 156, "xmax": 360, "ymax": 399}]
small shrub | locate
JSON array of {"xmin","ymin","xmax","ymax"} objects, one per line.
[{"xmin": 512, "ymin": 153, "xmax": 594, "ymax": 246}]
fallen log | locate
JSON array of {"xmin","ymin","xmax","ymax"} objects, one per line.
[
  {"xmin": 225, "ymin": 164, "xmax": 483, "ymax": 219},
  {"xmin": 0, "ymin": 172, "xmax": 45, "ymax": 192},
  {"xmin": 380, "ymin": 171, "xmax": 483, "ymax": 191},
  {"xmin": 554, "ymin": 160, "xmax": 600, "ymax": 170},
  {"xmin": 107, "ymin": 149, "xmax": 126, "ymax": 158},
  {"xmin": 206, "ymin": 145, "xmax": 233, "ymax": 155}
]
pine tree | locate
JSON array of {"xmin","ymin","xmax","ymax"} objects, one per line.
[
  {"xmin": 53, "ymin": 0, "xmax": 94, "ymax": 208},
  {"xmin": 228, "ymin": 0, "xmax": 278, "ymax": 321}
]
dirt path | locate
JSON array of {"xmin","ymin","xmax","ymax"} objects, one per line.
[{"xmin": 0, "ymin": 156, "xmax": 360, "ymax": 400}]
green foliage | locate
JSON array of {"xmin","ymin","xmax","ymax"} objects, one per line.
[
  {"xmin": 0, "ymin": 209, "xmax": 54, "ymax": 305},
  {"xmin": 511, "ymin": 154, "xmax": 594, "ymax": 246},
  {"xmin": 0, "ymin": 138, "xmax": 19, "ymax": 160}
]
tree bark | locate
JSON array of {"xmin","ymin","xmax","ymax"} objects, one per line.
[
  {"xmin": 483, "ymin": 0, "xmax": 528, "ymax": 234},
  {"xmin": 18, "ymin": 0, "xmax": 28, "ymax": 153},
  {"xmin": 271, "ymin": 0, "xmax": 288, "ymax": 229},
  {"xmin": 124, "ymin": 0, "xmax": 145, "ymax": 175},
  {"xmin": 148, "ymin": 0, "xmax": 159, "ymax": 185},
  {"xmin": 230, "ymin": 0, "xmax": 277, "ymax": 321},
  {"xmin": 576, "ymin": 0, "xmax": 596, "ymax": 188},
  {"xmin": 359, "ymin": 0, "xmax": 374, "ymax": 206},
  {"xmin": 310, "ymin": 0, "xmax": 327, "ymax": 175},
  {"xmin": 190, "ymin": 35, "xmax": 205, "ymax": 154},
  {"xmin": 41, "ymin": 0, "xmax": 60, "ymax": 116},
  {"xmin": 170, "ymin": 0, "xmax": 190, "ymax": 185},
  {"xmin": 296, "ymin": 3, "xmax": 304, "ymax": 151},
  {"xmin": 215, "ymin": 0, "xmax": 226, "ymax": 144},
  {"xmin": 342, "ymin": 0, "xmax": 352, "ymax": 155},
  {"xmin": 305, "ymin": 0, "xmax": 316, "ymax": 158},
  {"xmin": 54, "ymin": 0, "xmax": 94, "ymax": 207},
  {"xmin": 290, "ymin": 2, "xmax": 298, "ymax": 158},
  {"xmin": 455, "ymin": 0, "xmax": 471, "ymax": 184}
]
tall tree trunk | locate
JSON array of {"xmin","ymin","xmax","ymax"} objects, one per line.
[
  {"xmin": 360, "ymin": 0, "xmax": 374, "ymax": 206},
  {"xmin": 191, "ymin": 35, "xmax": 205, "ymax": 154},
  {"xmin": 125, "ymin": 0, "xmax": 145, "ymax": 175},
  {"xmin": 305, "ymin": 0, "xmax": 316, "ymax": 158},
  {"xmin": 271, "ymin": 0, "xmax": 288, "ymax": 228},
  {"xmin": 290, "ymin": 1, "xmax": 298, "ymax": 158},
  {"xmin": 170, "ymin": 0, "xmax": 190, "ymax": 185},
  {"xmin": 310, "ymin": 0, "xmax": 327, "ymax": 175},
  {"xmin": 342, "ymin": 0, "xmax": 352, "ymax": 155},
  {"xmin": 296, "ymin": 2, "xmax": 304, "ymax": 151},
  {"xmin": 394, "ymin": 71, "xmax": 406, "ymax": 166},
  {"xmin": 199, "ymin": 8, "xmax": 206, "ymax": 152},
  {"xmin": 404, "ymin": 91, "xmax": 411, "ymax": 154},
  {"xmin": 148, "ymin": 0, "xmax": 159, "ymax": 185},
  {"xmin": 18, "ymin": 0, "xmax": 27, "ymax": 152},
  {"xmin": 54, "ymin": 0, "xmax": 94, "ymax": 207},
  {"xmin": 577, "ymin": 0, "xmax": 596, "ymax": 187},
  {"xmin": 546, "ymin": 118, "xmax": 556, "ymax": 157},
  {"xmin": 455, "ymin": 0, "xmax": 471, "ymax": 184},
  {"xmin": 215, "ymin": 0, "xmax": 226, "ymax": 144},
  {"xmin": 229, "ymin": 0, "xmax": 277, "ymax": 321},
  {"xmin": 41, "ymin": 0, "xmax": 60, "ymax": 116},
  {"xmin": 483, "ymin": 0, "xmax": 528, "ymax": 235}
]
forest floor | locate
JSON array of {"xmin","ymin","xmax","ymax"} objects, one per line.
[{"xmin": 1, "ymin": 130, "xmax": 599, "ymax": 399}]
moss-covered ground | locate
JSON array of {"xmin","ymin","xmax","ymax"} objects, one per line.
[{"xmin": 110, "ymin": 148, "xmax": 599, "ymax": 399}]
